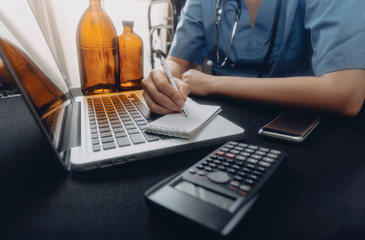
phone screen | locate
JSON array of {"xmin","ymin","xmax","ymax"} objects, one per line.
[{"xmin": 259, "ymin": 111, "xmax": 320, "ymax": 141}]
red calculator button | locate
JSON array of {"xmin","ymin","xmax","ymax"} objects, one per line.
[
  {"xmin": 215, "ymin": 150, "xmax": 225, "ymax": 156},
  {"xmin": 225, "ymin": 153, "xmax": 236, "ymax": 159}
]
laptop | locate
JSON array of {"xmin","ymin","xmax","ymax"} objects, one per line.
[{"xmin": 0, "ymin": 13, "xmax": 244, "ymax": 172}]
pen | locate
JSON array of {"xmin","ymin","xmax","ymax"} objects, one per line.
[{"xmin": 160, "ymin": 56, "xmax": 188, "ymax": 117}]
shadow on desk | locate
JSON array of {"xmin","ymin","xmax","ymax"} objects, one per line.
[{"xmin": 0, "ymin": 97, "xmax": 67, "ymax": 218}]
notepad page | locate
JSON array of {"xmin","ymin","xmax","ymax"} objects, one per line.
[{"xmin": 145, "ymin": 98, "xmax": 221, "ymax": 139}]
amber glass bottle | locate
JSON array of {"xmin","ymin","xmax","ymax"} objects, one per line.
[
  {"xmin": 119, "ymin": 20, "xmax": 143, "ymax": 90},
  {"xmin": 0, "ymin": 37, "xmax": 65, "ymax": 115},
  {"xmin": 76, "ymin": 0, "xmax": 120, "ymax": 95},
  {"xmin": 0, "ymin": 56, "xmax": 13, "ymax": 88}
]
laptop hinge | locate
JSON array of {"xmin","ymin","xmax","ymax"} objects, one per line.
[{"xmin": 59, "ymin": 100, "xmax": 81, "ymax": 156}]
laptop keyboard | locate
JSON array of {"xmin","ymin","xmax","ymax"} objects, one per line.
[{"xmin": 87, "ymin": 94, "xmax": 162, "ymax": 152}]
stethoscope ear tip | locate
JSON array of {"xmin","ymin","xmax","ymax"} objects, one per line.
[{"xmin": 207, "ymin": 60, "xmax": 214, "ymax": 66}]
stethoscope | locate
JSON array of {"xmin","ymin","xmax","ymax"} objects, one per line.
[{"xmin": 207, "ymin": 0, "xmax": 282, "ymax": 78}]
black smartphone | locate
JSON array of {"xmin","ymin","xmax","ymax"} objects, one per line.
[{"xmin": 258, "ymin": 111, "xmax": 320, "ymax": 142}]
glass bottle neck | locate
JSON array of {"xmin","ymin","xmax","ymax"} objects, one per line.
[
  {"xmin": 90, "ymin": 0, "xmax": 101, "ymax": 6},
  {"xmin": 123, "ymin": 26, "xmax": 133, "ymax": 33}
]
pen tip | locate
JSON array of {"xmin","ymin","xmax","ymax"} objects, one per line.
[{"xmin": 183, "ymin": 108, "xmax": 188, "ymax": 117}]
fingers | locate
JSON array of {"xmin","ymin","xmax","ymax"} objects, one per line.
[
  {"xmin": 142, "ymin": 90, "xmax": 178, "ymax": 115},
  {"xmin": 153, "ymin": 69, "xmax": 185, "ymax": 106},
  {"xmin": 175, "ymin": 78, "xmax": 190, "ymax": 100},
  {"xmin": 141, "ymin": 69, "xmax": 187, "ymax": 114}
]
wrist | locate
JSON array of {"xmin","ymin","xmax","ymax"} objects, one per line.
[{"xmin": 208, "ymin": 76, "xmax": 219, "ymax": 95}]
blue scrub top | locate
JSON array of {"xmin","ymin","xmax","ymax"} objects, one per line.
[{"xmin": 169, "ymin": 0, "xmax": 365, "ymax": 77}]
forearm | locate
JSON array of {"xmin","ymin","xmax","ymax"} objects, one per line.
[
  {"xmin": 210, "ymin": 70, "xmax": 365, "ymax": 117},
  {"xmin": 166, "ymin": 56, "xmax": 190, "ymax": 79}
]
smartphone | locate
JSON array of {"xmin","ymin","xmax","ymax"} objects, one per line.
[{"xmin": 258, "ymin": 111, "xmax": 320, "ymax": 142}]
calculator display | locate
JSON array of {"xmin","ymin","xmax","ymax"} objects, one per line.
[{"xmin": 174, "ymin": 180, "xmax": 235, "ymax": 211}]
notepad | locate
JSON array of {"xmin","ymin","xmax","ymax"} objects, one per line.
[{"xmin": 145, "ymin": 99, "xmax": 222, "ymax": 139}]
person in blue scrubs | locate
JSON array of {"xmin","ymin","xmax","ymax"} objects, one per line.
[{"xmin": 142, "ymin": 0, "xmax": 365, "ymax": 117}]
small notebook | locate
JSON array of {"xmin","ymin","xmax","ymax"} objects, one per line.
[{"xmin": 145, "ymin": 99, "xmax": 222, "ymax": 139}]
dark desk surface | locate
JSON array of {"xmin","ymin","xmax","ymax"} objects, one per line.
[{"xmin": 1, "ymin": 95, "xmax": 365, "ymax": 240}]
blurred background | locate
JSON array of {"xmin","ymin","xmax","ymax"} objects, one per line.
[{"xmin": 0, "ymin": 0, "xmax": 186, "ymax": 91}]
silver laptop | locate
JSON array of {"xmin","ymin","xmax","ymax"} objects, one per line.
[{"xmin": 0, "ymin": 20, "xmax": 244, "ymax": 173}]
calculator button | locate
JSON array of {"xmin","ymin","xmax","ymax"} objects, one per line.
[
  {"xmin": 251, "ymin": 154, "xmax": 262, "ymax": 160},
  {"xmin": 238, "ymin": 143, "xmax": 248, "ymax": 147},
  {"xmin": 228, "ymin": 168, "xmax": 236, "ymax": 174},
  {"xmin": 204, "ymin": 167, "xmax": 213, "ymax": 172},
  {"xmin": 267, "ymin": 153, "xmax": 278, "ymax": 159},
  {"xmin": 229, "ymin": 141, "xmax": 238, "ymax": 146},
  {"xmin": 225, "ymin": 144, "xmax": 234, "ymax": 149},
  {"xmin": 213, "ymin": 160, "xmax": 221, "ymax": 165},
  {"xmin": 237, "ymin": 171, "xmax": 246, "ymax": 177},
  {"xmin": 234, "ymin": 146, "xmax": 244, "ymax": 151},
  {"xmin": 234, "ymin": 175, "xmax": 243, "ymax": 182},
  {"xmin": 210, "ymin": 154, "xmax": 217, "ymax": 159},
  {"xmin": 232, "ymin": 165, "xmax": 241, "ymax": 171},
  {"xmin": 229, "ymin": 181, "xmax": 240, "ymax": 188},
  {"xmin": 249, "ymin": 174, "xmax": 258, "ymax": 180},
  {"xmin": 196, "ymin": 165, "xmax": 204, "ymax": 170},
  {"xmin": 252, "ymin": 170, "xmax": 262, "ymax": 176},
  {"xmin": 236, "ymin": 156, "xmax": 246, "ymax": 161},
  {"xmin": 236, "ymin": 161, "xmax": 244, "ymax": 166},
  {"xmin": 259, "ymin": 161, "xmax": 271, "ymax": 168},
  {"xmin": 270, "ymin": 150, "xmax": 282, "ymax": 155},
  {"xmin": 247, "ymin": 158, "xmax": 258, "ymax": 164},
  {"xmin": 245, "ymin": 179, "xmax": 255, "ymax": 185},
  {"xmin": 188, "ymin": 169, "xmax": 197, "ymax": 174},
  {"xmin": 218, "ymin": 166, "xmax": 226, "ymax": 171},
  {"xmin": 259, "ymin": 147, "xmax": 270, "ymax": 152},
  {"xmin": 216, "ymin": 151, "xmax": 225, "ymax": 156},
  {"xmin": 201, "ymin": 161, "xmax": 209, "ymax": 166},
  {"xmin": 217, "ymin": 156, "xmax": 225, "ymax": 161},
  {"xmin": 209, "ymin": 163, "xmax": 217, "ymax": 168},
  {"xmin": 208, "ymin": 171, "xmax": 230, "ymax": 183},
  {"xmin": 239, "ymin": 184, "xmax": 251, "ymax": 192},
  {"xmin": 263, "ymin": 157, "xmax": 275, "ymax": 163},
  {"xmin": 223, "ymin": 162, "xmax": 231, "ymax": 167},
  {"xmin": 240, "ymin": 152, "xmax": 251, "ymax": 157},
  {"xmin": 256, "ymin": 151, "xmax": 266, "ymax": 156},
  {"xmin": 248, "ymin": 145, "xmax": 258, "ymax": 150},
  {"xmin": 225, "ymin": 153, "xmax": 236, "ymax": 158},
  {"xmin": 244, "ymin": 149, "xmax": 255, "ymax": 153},
  {"xmin": 220, "ymin": 147, "xmax": 230, "ymax": 152},
  {"xmin": 197, "ymin": 171, "xmax": 206, "ymax": 177},
  {"xmin": 229, "ymin": 150, "xmax": 240, "ymax": 155},
  {"xmin": 226, "ymin": 158, "xmax": 234, "ymax": 163},
  {"xmin": 246, "ymin": 164, "xmax": 255, "ymax": 169}
]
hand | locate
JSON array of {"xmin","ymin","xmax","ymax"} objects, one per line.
[
  {"xmin": 141, "ymin": 69, "xmax": 190, "ymax": 114},
  {"xmin": 181, "ymin": 69, "xmax": 215, "ymax": 96}
]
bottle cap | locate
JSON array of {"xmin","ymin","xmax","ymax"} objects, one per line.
[{"xmin": 122, "ymin": 20, "xmax": 134, "ymax": 28}]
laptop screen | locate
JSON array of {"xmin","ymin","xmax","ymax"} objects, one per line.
[
  {"xmin": 0, "ymin": 2, "xmax": 73, "ymax": 166},
  {"xmin": 0, "ymin": 37, "xmax": 67, "ymax": 116},
  {"xmin": 0, "ymin": 1, "xmax": 71, "ymax": 114}
]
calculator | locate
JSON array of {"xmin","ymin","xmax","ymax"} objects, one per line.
[{"xmin": 145, "ymin": 141, "xmax": 287, "ymax": 236}]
